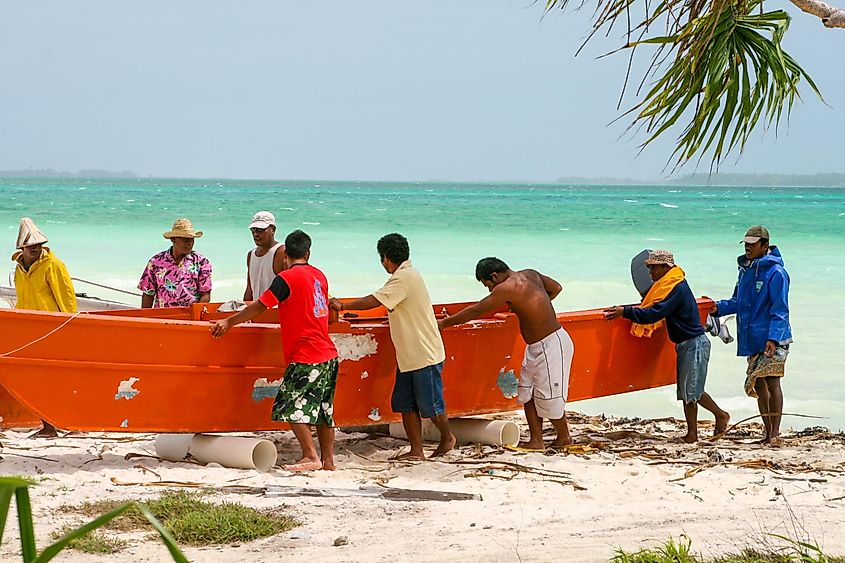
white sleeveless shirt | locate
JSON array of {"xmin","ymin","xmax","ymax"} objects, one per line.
[{"xmin": 249, "ymin": 242, "xmax": 283, "ymax": 298}]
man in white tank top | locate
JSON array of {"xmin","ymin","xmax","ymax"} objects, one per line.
[{"xmin": 244, "ymin": 211, "xmax": 286, "ymax": 300}]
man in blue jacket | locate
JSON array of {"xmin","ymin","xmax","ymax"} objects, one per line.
[
  {"xmin": 713, "ymin": 226, "xmax": 792, "ymax": 446},
  {"xmin": 605, "ymin": 250, "xmax": 729, "ymax": 443}
]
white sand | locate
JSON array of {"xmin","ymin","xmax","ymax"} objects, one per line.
[{"xmin": 1, "ymin": 412, "xmax": 844, "ymax": 562}]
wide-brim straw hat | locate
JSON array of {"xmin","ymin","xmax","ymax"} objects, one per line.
[
  {"xmin": 163, "ymin": 218, "xmax": 204, "ymax": 239},
  {"xmin": 16, "ymin": 217, "xmax": 49, "ymax": 249}
]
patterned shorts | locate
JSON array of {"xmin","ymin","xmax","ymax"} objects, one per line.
[
  {"xmin": 272, "ymin": 358, "xmax": 339, "ymax": 426},
  {"xmin": 745, "ymin": 346, "xmax": 788, "ymax": 398}
]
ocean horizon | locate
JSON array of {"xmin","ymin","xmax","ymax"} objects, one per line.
[{"xmin": 3, "ymin": 177, "xmax": 843, "ymax": 431}]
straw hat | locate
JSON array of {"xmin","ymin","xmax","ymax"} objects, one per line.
[
  {"xmin": 163, "ymin": 218, "xmax": 204, "ymax": 239},
  {"xmin": 16, "ymin": 217, "xmax": 49, "ymax": 249},
  {"xmin": 644, "ymin": 249, "xmax": 675, "ymax": 267}
]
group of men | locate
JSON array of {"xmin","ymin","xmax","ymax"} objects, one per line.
[
  {"xmin": 604, "ymin": 226, "xmax": 792, "ymax": 445},
  {"xmin": 10, "ymin": 214, "xmax": 792, "ymax": 467}
]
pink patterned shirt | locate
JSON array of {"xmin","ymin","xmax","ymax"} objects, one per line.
[{"xmin": 137, "ymin": 249, "xmax": 213, "ymax": 308}]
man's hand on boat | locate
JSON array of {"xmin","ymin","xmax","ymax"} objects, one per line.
[
  {"xmin": 603, "ymin": 306, "xmax": 624, "ymax": 320},
  {"xmin": 209, "ymin": 299, "xmax": 268, "ymax": 338},
  {"xmin": 210, "ymin": 318, "xmax": 233, "ymax": 338}
]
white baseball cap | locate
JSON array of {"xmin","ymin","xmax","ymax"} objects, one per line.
[{"xmin": 249, "ymin": 211, "xmax": 276, "ymax": 229}]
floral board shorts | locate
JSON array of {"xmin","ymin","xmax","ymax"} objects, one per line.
[{"xmin": 272, "ymin": 358, "xmax": 339, "ymax": 426}]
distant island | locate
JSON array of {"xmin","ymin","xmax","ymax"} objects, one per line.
[
  {"xmin": 0, "ymin": 168, "xmax": 138, "ymax": 179},
  {"xmin": 1, "ymin": 168, "xmax": 843, "ymax": 186},
  {"xmin": 556, "ymin": 173, "xmax": 845, "ymax": 187}
]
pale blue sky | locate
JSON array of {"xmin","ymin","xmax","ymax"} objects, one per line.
[{"xmin": 1, "ymin": 1, "xmax": 842, "ymax": 181}]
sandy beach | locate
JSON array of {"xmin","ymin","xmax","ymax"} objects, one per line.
[{"xmin": 2, "ymin": 412, "xmax": 844, "ymax": 562}]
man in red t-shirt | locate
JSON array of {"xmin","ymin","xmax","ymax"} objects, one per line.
[{"xmin": 211, "ymin": 230, "xmax": 339, "ymax": 471}]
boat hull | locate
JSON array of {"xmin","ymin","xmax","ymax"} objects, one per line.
[
  {"xmin": 0, "ymin": 301, "xmax": 711, "ymax": 432},
  {"xmin": 0, "ymin": 285, "xmax": 133, "ymax": 428}
]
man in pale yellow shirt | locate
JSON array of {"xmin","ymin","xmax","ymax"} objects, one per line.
[{"xmin": 330, "ymin": 233, "xmax": 455, "ymax": 460}]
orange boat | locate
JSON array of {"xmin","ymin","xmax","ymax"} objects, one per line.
[{"xmin": 0, "ymin": 300, "xmax": 711, "ymax": 432}]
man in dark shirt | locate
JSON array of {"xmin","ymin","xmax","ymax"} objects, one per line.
[{"xmin": 604, "ymin": 250, "xmax": 729, "ymax": 443}]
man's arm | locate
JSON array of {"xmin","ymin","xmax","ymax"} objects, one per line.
[
  {"xmin": 210, "ymin": 299, "xmax": 268, "ymax": 337},
  {"xmin": 138, "ymin": 261, "xmax": 156, "ymax": 309},
  {"xmin": 765, "ymin": 270, "xmax": 790, "ymax": 355},
  {"xmin": 330, "ymin": 295, "xmax": 382, "ymax": 312},
  {"xmin": 197, "ymin": 257, "xmax": 213, "ymax": 305},
  {"xmin": 244, "ymin": 252, "xmax": 253, "ymax": 301},
  {"xmin": 273, "ymin": 245, "xmax": 287, "ymax": 274},
  {"xmin": 537, "ymin": 271, "xmax": 562, "ymax": 300},
  {"xmin": 714, "ymin": 277, "xmax": 740, "ymax": 316},
  {"xmin": 604, "ymin": 285, "xmax": 680, "ymax": 322},
  {"xmin": 49, "ymin": 263, "xmax": 78, "ymax": 313},
  {"xmin": 438, "ymin": 288, "xmax": 509, "ymax": 330}
]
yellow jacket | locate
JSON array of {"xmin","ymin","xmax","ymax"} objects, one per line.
[{"xmin": 12, "ymin": 247, "xmax": 78, "ymax": 313}]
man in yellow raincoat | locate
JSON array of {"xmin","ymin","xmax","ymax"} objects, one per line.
[{"xmin": 12, "ymin": 217, "xmax": 77, "ymax": 312}]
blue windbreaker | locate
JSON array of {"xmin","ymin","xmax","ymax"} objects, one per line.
[{"xmin": 715, "ymin": 246, "xmax": 792, "ymax": 357}]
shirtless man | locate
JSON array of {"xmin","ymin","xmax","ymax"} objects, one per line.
[
  {"xmin": 438, "ymin": 257, "xmax": 573, "ymax": 449},
  {"xmin": 244, "ymin": 211, "xmax": 286, "ymax": 301}
]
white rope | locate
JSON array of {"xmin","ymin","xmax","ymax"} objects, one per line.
[
  {"xmin": 71, "ymin": 277, "xmax": 141, "ymax": 298},
  {"xmin": 0, "ymin": 312, "xmax": 83, "ymax": 358}
]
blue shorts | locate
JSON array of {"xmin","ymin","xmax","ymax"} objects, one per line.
[
  {"xmin": 675, "ymin": 333, "xmax": 711, "ymax": 404},
  {"xmin": 391, "ymin": 362, "xmax": 446, "ymax": 418}
]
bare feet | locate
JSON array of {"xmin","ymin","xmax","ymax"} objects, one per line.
[
  {"xmin": 517, "ymin": 440, "xmax": 546, "ymax": 451},
  {"xmin": 321, "ymin": 460, "xmax": 336, "ymax": 471},
  {"xmin": 430, "ymin": 433, "xmax": 457, "ymax": 458},
  {"xmin": 550, "ymin": 437, "xmax": 573, "ymax": 448},
  {"xmin": 391, "ymin": 450, "xmax": 426, "ymax": 461},
  {"xmin": 767, "ymin": 435, "xmax": 784, "ymax": 448},
  {"xmin": 283, "ymin": 458, "xmax": 323, "ymax": 472},
  {"xmin": 677, "ymin": 434, "xmax": 697, "ymax": 444},
  {"xmin": 714, "ymin": 411, "xmax": 730, "ymax": 436}
]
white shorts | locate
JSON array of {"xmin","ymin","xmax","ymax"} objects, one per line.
[{"xmin": 519, "ymin": 327, "xmax": 573, "ymax": 419}]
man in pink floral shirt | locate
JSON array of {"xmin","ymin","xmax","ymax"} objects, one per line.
[{"xmin": 138, "ymin": 218, "xmax": 213, "ymax": 308}]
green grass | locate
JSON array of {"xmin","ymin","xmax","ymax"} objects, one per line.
[
  {"xmin": 50, "ymin": 526, "xmax": 128, "ymax": 554},
  {"xmin": 612, "ymin": 536, "xmax": 845, "ymax": 563},
  {"xmin": 60, "ymin": 490, "xmax": 298, "ymax": 546},
  {"xmin": 612, "ymin": 536, "xmax": 697, "ymax": 562}
]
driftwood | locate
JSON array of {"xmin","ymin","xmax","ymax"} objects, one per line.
[
  {"xmin": 264, "ymin": 485, "xmax": 481, "ymax": 502},
  {"xmin": 109, "ymin": 477, "xmax": 480, "ymax": 502}
]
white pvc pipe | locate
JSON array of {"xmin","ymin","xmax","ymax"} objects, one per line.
[
  {"xmin": 389, "ymin": 417, "xmax": 520, "ymax": 447},
  {"xmin": 155, "ymin": 434, "xmax": 193, "ymax": 461},
  {"xmin": 155, "ymin": 434, "xmax": 278, "ymax": 472}
]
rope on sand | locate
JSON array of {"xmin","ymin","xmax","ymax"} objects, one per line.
[{"xmin": 0, "ymin": 312, "xmax": 82, "ymax": 357}]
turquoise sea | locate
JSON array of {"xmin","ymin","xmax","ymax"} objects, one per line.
[{"xmin": 2, "ymin": 178, "xmax": 843, "ymax": 431}]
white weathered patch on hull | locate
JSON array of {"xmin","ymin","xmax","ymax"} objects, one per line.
[
  {"xmin": 360, "ymin": 371, "xmax": 369, "ymax": 379},
  {"xmin": 115, "ymin": 377, "xmax": 140, "ymax": 400},
  {"xmin": 331, "ymin": 333, "xmax": 378, "ymax": 362},
  {"xmin": 368, "ymin": 407, "xmax": 381, "ymax": 421},
  {"xmin": 252, "ymin": 378, "xmax": 284, "ymax": 402}
]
